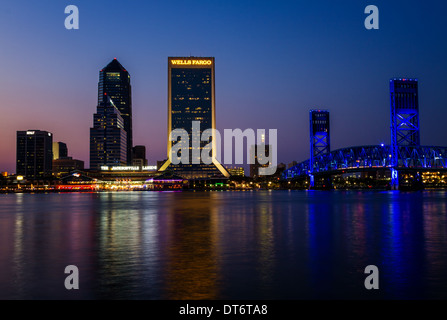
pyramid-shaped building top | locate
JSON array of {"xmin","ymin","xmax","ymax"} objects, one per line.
[{"xmin": 102, "ymin": 58, "xmax": 127, "ymax": 73}]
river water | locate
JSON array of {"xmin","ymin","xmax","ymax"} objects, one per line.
[{"xmin": 0, "ymin": 190, "xmax": 446, "ymax": 299}]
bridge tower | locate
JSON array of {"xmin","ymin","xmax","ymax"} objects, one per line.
[
  {"xmin": 390, "ymin": 78, "xmax": 420, "ymax": 189},
  {"xmin": 309, "ymin": 110, "xmax": 330, "ymax": 187}
]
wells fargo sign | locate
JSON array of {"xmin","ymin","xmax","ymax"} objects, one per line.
[{"xmin": 171, "ymin": 59, "xmax": 212, "ymax": 66}]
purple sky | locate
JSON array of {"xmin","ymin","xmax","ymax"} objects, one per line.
[{"xmin": 1, "ymin": 1, "xmax": 447, "ymax": 173}]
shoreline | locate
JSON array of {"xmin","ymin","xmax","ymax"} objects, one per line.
[{"xmin": 2, "ymin": 187, "xmax": 446, "ymax": 194}]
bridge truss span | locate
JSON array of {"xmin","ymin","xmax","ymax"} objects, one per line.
[{"xmin": 283, "ymin": 145, "xmax": 447, "ymax": 179}]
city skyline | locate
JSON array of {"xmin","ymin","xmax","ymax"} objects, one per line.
[
  {"xmin": 2, "ymin": 1, "xmax": 447, "ymax": 303},
  {"xmin": 1, "ymin": 1, "xmax": 447, "ymax": 173}
]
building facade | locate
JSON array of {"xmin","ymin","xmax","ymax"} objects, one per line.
[
  {"xmin": 53, "ymin": 142, "xmax": 68, "ymax": 160},
  {"xmin": 98, "ymin": 58, "xmax": 133, "ymax": 164},
  {"xmin": 16, "ymin": 130, "xmax": 53, "ymax": 179},
  {"xmin": 53, "ymin": 158, "xmax": 84, "ymax": 177},
  {"xmin": 249, "ymin": 144, "xmax": 270, "ymax": 178},
  {"xmin": 226, "ymin": 166, "xmax": 245, "ymax": 177},
  {"xmin": 159, "ymin": 57, "xmax": 229, "ymax": 179},
  {"xmin": 89, "ymin": 94, "xmax": 127, "ymax": 170},
  {"xmin": 132, "ymin": 145, "xmax": 148, "ymax": 166}
]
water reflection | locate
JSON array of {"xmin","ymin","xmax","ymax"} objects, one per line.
[
  {"xmin": 306, "ymin": 192, "xmax": 330, "ymax": 298},
  {"xmin": 160, "ymin": 192, "xmax": 219, "ymax": 299},
  {"xmin": 254, "ymin": 200, "xmax": 275, "ymax": 294},
  {"xmin": 422, "ymin": 192, "xmax": 447, "ymax": 299},
  {"xmin": 303, "ymin": 191, "xmax": 447, "ymax": 299},
  {"xmin": 93, "ymin": 192, "xmax": 162, "ymax": 299},
  {"xmin": 380, "ymin": 192, "xmax": 426, "ymax": 299},
  {"xmin": 0, "ymin": 190, "xmax": 446, "ymax": 299}
]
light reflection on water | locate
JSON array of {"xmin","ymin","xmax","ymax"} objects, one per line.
[{"xmin": 0, "ymin": 190, "xmax": 446, "ymax": 299}]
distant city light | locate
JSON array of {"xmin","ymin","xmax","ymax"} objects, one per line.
[{"xmin": 100, "ymin": 165, "xmax": 157, "ymax": 171}]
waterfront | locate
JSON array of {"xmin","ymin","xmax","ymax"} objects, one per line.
[{"xmin": 0, "ymin": 190, "xmax": 446, "ymax": 300}]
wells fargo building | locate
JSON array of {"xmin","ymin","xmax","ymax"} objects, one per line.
[{"xmin": 159, "ymin": 57, "xmax": 229, "ymax": 179}]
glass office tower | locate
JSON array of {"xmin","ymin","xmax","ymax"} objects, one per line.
[
  {"xmin": 98, "ymin": 58, "xmax": 133, "ymax": 164},
  {"xmin": 16, "ymin": 130, "xmax": 53, "ymax": 179},
  {"xmin": 90, "ymin": 94, "xmax": 127, "ymax": 170},
  {"xmin": 159, "ymin": 57, "xmax": 229, "ymax": 179},
  {"xmin": 53, "ymin": 142, "xmax": 68, "ymax": 160}
]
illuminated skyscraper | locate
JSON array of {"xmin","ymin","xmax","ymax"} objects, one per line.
[
  {"xmin": 159, "ymin": 57, "xmax": 229, "ymax": 179},
  {"xmin": 89, "ymin": 94, "xmax": 127, "ymax": 170},
  {"xmin": 98, "ymin": 58, "xmax": 133, "ymax": 164},
  {"xmin": 16, "ymin": 130, "xmax": 53, "ymax": 178},
  {"xmin": 53, "ymin": 142, "xmax": 68, "ymax": 160}
]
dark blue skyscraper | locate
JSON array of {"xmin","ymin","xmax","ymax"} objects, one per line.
[
  {"xmin": 89, "ymin": 94, "xmax": 127, "ymax": 169},
  {"xmin": 16, "ymin": 130, "xmax": 53, "ymax": 179},
  {"xmin": 98, "ymin": 58, "xmax": 133, "ymax": 164}
]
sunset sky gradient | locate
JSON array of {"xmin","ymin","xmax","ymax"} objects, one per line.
[{"xmin": 1, "ymin": 0, "xmax": 446, "ymax": 173}]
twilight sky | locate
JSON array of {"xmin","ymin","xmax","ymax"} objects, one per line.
[{"xmin": 1, "ymin": 0, "xmax": 446, "ymax": 173}]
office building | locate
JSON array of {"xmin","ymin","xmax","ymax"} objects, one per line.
[
  {"xmin": 132, "ymin": 145, "xmax": 148, "ymax": 166},
  {"xmin": 89, "ymin": 94, "xmax": 127, "ymax": 170},
  {"xmin": 53, "ymin": 142, "xmax": 68, "ymax": 160},
  {"xmin": 226, "ymin": 166, "xmax": 245, "ymax": 177},
  {"xmin": 16, "ymin": 130, "xmax": 53, "ymax": 179},
  {"xmin": 249, "ymin": 144, "xmax": 271, "ymax": 178},
  {"xmin": 159, "ymin": 57, "xmax": 229, "ymax": 179},
  {"xmin": 157, "ymin": 159, "xmax": 167, "ymax": 170},
  {"xmin": 99, "ymin": 58, "xmax": 133, "ymax": 164},
  {"xmin": 53, "ymin": 157, "xmax": 84, "ymax": 177},
  {"xmin": 275, "ymin": 163, "xmax": 286, "ymax": 176}
]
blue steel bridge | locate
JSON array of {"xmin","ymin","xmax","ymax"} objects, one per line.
[
  {"xmin": 283, "ymin": 145, "xmax": 447, "ymax": 177},
  {"xmin": 282, "ymin": 78, "xmax": 447, "ymax": 189}
]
